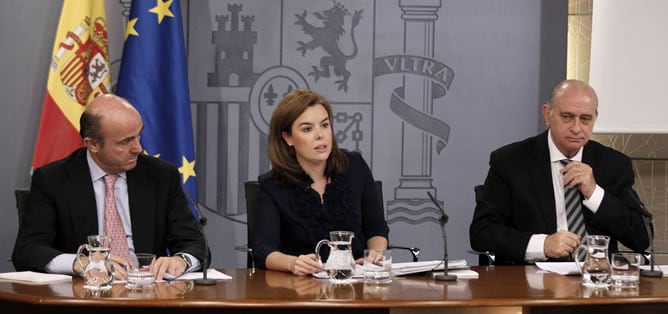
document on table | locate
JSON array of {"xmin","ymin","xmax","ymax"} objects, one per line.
[
  {"xmin": 444, "ymin": 269, "xmax": 479, "ymax": 279},
  {"xmin": 163, "ymin": 269, "xmax": 232, "ymax": 281},
  {"xmin": 0, "ymin": 271, "xmax": 72, "ymax": 284},
  {"xmin": 640, "ymin": 265, "xmax": 668, "ymax": 277},
  {"xmin": 535, "ymin": 262, "xmax": 580, "ymax": 275},
  {"xmin": 392, "ymin": 259, "xmax": 469, "ymax": 275},
  {"xmin": 536, "ymin": 262, "xmax": 668, "ymax": 277},
  {"xmin": 313, "ymin": 259, "xmax": 476, "ymax": 279}
]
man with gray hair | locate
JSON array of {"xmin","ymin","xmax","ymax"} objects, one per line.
[{"xmin": 470, "ymin": 80, "xmax": 650, "ymax": 265}]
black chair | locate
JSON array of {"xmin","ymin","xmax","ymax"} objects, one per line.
[
  {"xmin": 469, "ymin": 185, "xmax": 496, "ymax": 266},
  {"xmin": 11, "ymin": 189, "xmax": 30, "ymax": 262},
  {"xmin": 14, "ymin": 189, "xmax": 29, "ymax": 226},
  {"xmin": 238, "ymin": 181, "xmax": 260, "ymax": 270},
  {"xmin": 241, "ymin": 180, "xmax": 420, "ymax": 269}
]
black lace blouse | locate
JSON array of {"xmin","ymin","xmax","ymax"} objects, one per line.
[{"xmin": 251, "ymin": 151, "xmax": 389, "ymax": 269}]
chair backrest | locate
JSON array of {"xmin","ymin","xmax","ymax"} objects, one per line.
[
  {"xmin": 244, "ymin": 181, "xmax": 260, "ymax": 268},
  {"xmin": 244, "ymin": 181, "xmax": 260, "ymax": 244},
  {"xmin": 374, "ymin": 181, "xmax": 383, "ymax": 207},
  {"xmin": 15, "ymin": 189, "xmax": 29, "ymax": 226},
  {"xmin": 472, "ymin": 184, "xmax": 496, "ymax": 265},
  {"xmin": 474, "ymin": 184, "xmax": 484, "ymax": 204}
]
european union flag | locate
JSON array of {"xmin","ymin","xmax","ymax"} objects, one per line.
[{"xmin": 116, "ymin": 0, "xmax": 198, "ymax": 216}]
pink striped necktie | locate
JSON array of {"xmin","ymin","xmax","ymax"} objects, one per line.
[{"xmin": 103, "ymin": 175, "xmax": 129, "ymax": 259}]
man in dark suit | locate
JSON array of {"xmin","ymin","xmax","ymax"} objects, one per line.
[
  {"xmin": 12, "ymin": 94, "xmax": 207, "ymax": 280},
  {"xmin": 470, "ymin": 79, "xmax": 650, "ymax": 265}
]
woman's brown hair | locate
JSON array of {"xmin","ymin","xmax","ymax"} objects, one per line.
[{"xmin": 267, "ymin": 89, "xmax": 347, "ymax": 184}]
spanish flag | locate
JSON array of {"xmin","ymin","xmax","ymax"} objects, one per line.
[{"xmin": 32, "ymin": 0, "xmax": 110, "ymax": 170}]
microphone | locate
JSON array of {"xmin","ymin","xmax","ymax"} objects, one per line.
[
  {"xmin": 427, "ymin": 192, "xmax": 457, "ymax": 281},
  {"xmin": 184, "ymin": 190, "xmax": 217, "ymax": 285},
  {"xmin": 627, "ymin": 188, "xmax": 663, "ymax": 277}
]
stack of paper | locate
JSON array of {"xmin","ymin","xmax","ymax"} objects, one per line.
[
  {"xmin": 535, "ymin": 262, "xmax": 580, "ymax": 275},
  {"xmin": 0, "ymin": 271, "xmax": 72, "ymax": 284},
  {"xmin": 166, "ymin": 269, "xmax": 232, "ymax": 281},
  {"xmin": 313, "ymin": 259, "xmax": 478, "ymax": 279},
  {"xmin": 392, "ymin": 259, "xmax": 468, "ymax": 276},
  {"xmin": 640, "ymin": 265, "xmax": 668, "ymax": 277},
  {"xmin": 446, "ymin": 269, "xmax": 479, "ymax": 279},
  {"xmin": 537, "ymin": 262, "xmax": 668, "ymax": 277}
]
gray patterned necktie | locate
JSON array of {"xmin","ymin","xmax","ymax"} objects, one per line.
[{"xmin": 560, "ymin": 159, "xmax": 587, "ymax": 238}]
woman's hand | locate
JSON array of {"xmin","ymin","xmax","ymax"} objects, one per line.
[{"xmin": 290, "ymin": 253, "xmax": 323, "ymax": 276}]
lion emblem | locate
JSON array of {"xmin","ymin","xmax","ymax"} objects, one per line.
[{"xmin": 294, "ymin": 2, "xmax": 363, "ymax": 92}]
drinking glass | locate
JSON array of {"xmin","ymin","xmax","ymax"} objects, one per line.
[
  {"xmin": 363, "ymin": 249, "xmax": 392, "ymax": 284},
  {"xmin": 610, "ymin": 252, "xmax": 641, "ymax": 288},
  {"xmin": 126, "ymin": 253, "xmax": 156, "ymax": 289}
]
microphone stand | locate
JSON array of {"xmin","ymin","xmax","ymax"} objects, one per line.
[
  {"xmin": 628, "ymin": 189, "xmax": 663, "ymax": 277},
  {"xmin": 427, "ymin": 192, "xmax": 457, "ymax": 281},
  {"xmin": 185, "ymin": 191, "xmax": 217, "ymax": 285},
  {"xmin": 640, "ymin": 214, "xmax": 662, "ymax": 277}
]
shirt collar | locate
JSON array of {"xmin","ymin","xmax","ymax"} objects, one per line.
[
  {"xmin": 547, "ymin": 129, "xmax": 583, "ymax": 163},
  {"xmin": 86, "ymin": 150, "xmax": 127, "ymax": 182}
]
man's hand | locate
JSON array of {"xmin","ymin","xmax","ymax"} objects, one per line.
[
  {"xmin": 153, "ymin": 256, "xmax": 188, "ymax": 281},
  {"xmin": 544, "ymin": 230, "xmax": 580, "ymax": 258},
  {"xmin": 110, "ymin": 255, "xmax": 131, "ymax": 280},
  {"xmin": 290, "ymin": 253, "xmax": 323, "ymax": 276},
  {"xmin": 561, "ymin": 161, "xmax": 596, "ymax": 199},
  {"xmin": 72, "ymin": 255, "xmax": 88, "ymax": 276}
]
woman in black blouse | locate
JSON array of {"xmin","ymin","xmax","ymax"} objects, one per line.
[{"xmin": 252, "ymin": 89, "xmax": 389, "ymax": 275}]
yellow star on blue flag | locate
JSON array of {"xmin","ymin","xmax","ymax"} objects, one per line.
[{"xmin": 116, "ymin": 0, "xmax": 199, "ymax": 216}]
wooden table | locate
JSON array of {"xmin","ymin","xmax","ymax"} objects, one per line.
[{"xmin": 0, "ymin": 266, "xmax": 667, "ymax": 313}]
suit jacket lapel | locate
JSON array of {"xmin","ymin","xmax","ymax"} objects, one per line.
[
  {"xmin": 582, "ymin": 142, "xmax": 597, "ymax": 168},
  {"xmin": 127, "ymin": 157, "xmax": 157, "ymax": 253},
  {"xmin": 65, "ymin": 149, "xmax": 98, "ymax": 244},
  {"xmin": 581, "ymin": 142, "xmax": 598, "ymax": 222},
  {"xmin": 529, "ymin": 131, "xmax": 558, "ymax": 230}
]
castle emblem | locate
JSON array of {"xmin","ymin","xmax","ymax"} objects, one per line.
[{"xmin": 208, "ymin": 4, "xmax": 258, "ymax": 87}]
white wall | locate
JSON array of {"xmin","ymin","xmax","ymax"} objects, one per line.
[{"xmin": 590, "ymin": 0, "xmax": 668, "ymax": 133}]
